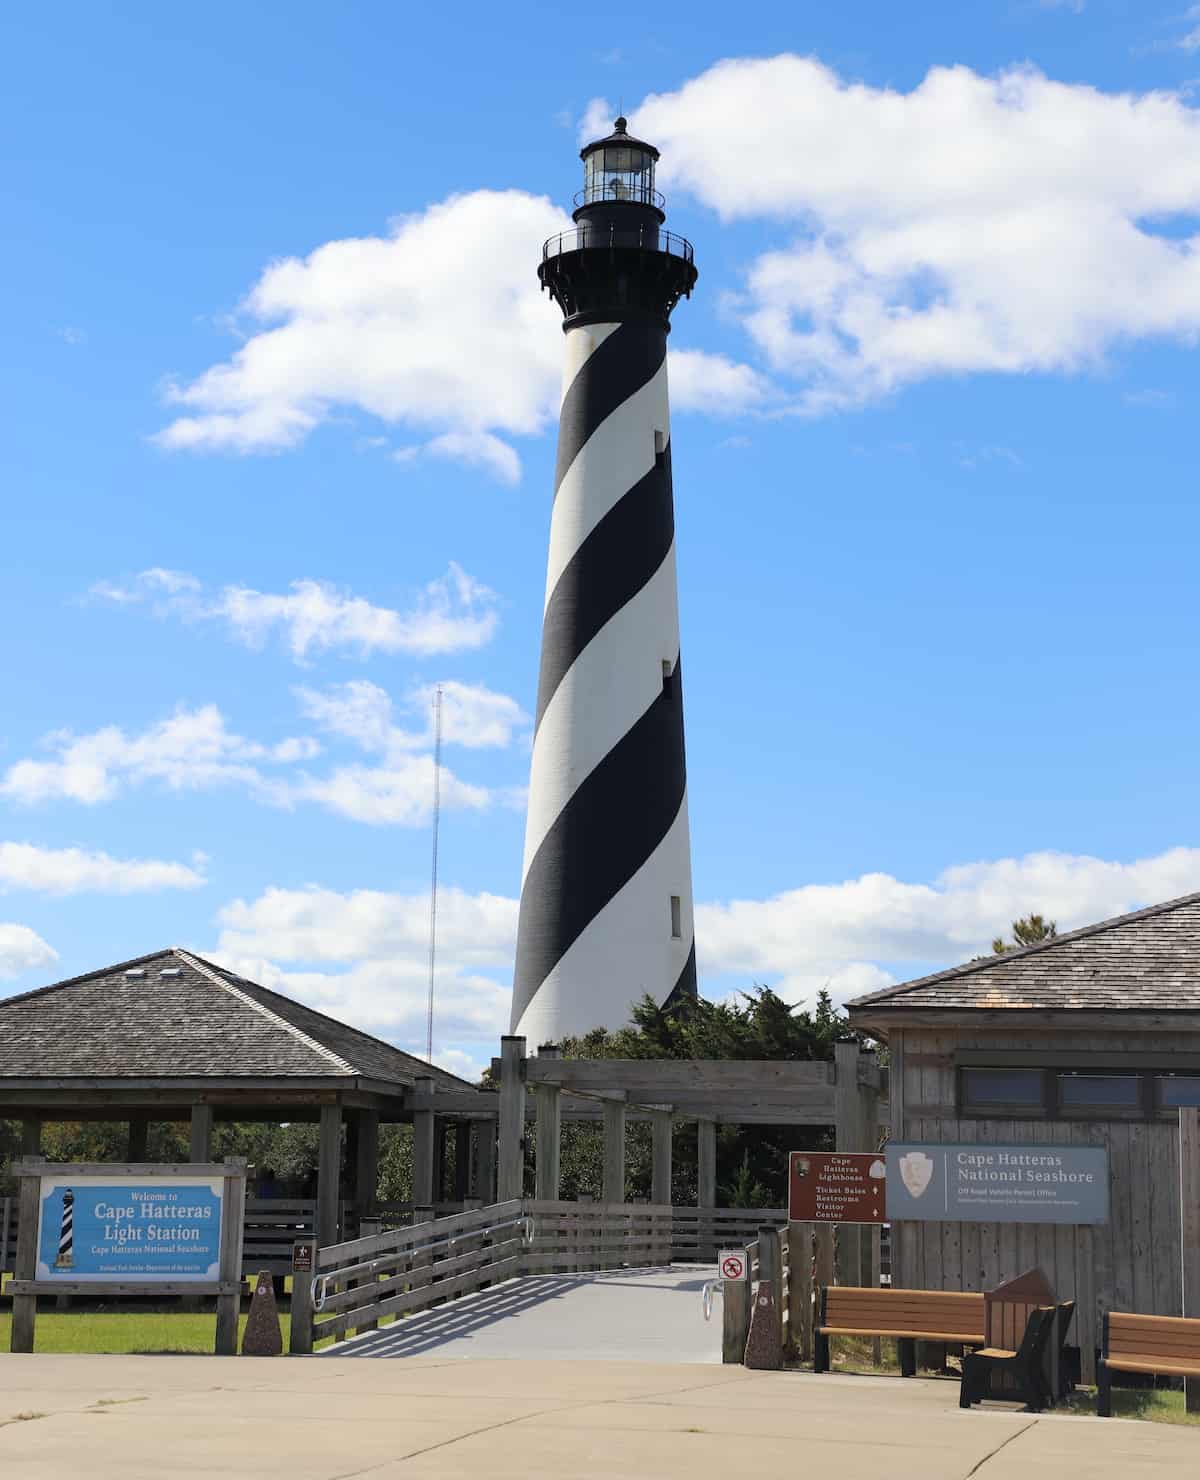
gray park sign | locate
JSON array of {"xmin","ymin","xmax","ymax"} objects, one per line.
[{"xmin": 885, "ymin": 1143, "xmax": 1110, "ymax": 1225}]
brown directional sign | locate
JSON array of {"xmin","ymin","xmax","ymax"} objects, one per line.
[
  {"xmin": 291, "ymin": 1240, "xmax": 315, "ymax": 1274},
  {"xmin": 788, "ymin": 1151, "xmax": 887, "ymax": 1225}
]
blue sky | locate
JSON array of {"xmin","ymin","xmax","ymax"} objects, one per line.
[{"xmin": 4, "ymin": 1, "xmax": 1200, "ymax": 1076}]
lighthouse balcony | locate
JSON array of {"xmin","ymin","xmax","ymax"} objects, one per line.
[{"xmin": 542, "ymin": 224, "xmax": 693, "ymax": 266}]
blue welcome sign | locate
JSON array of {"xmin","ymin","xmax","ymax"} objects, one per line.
[{"xmin": 36, "ymin": 1176, "xmax": 225, "ymax": 1281}]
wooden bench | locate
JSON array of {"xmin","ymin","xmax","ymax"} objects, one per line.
[
  {"xmin": 815, "ymin": 1286, "xmax": 985, "ymax": 1376},
  {"xmin": 1098, "ymin": 1312, "xmax": 1200, "ymax": 1417}
]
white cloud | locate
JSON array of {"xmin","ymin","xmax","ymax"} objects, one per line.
[
  {"xmin": 698, "ymin": 845, "xmax": 1200, "ymax": 1008},
  {"xmin": 0, "ymin": 705, "xmax": 307, "ymax": 806},
  {"xmin": 213, "ymin": 883, "xmax": 517, "ymax": 1048},
  {"xmin": 590, "ymin": 58, "xmax": 1200, "ymax": 411},
  {"xmin": 669, "ymin": 348, "xmax": 772, "ymax": 416},
  {"xmin": 0, "ymin": 923, "xmax": 57, "ymax": 979},
  {"xmin": 297, "ymin": 678, "xmax": 527, "ymax": 753},
  {"xmin": 91, "ymin": 562, "xmax": 499, "ymax": 662},
  {"xmin": 0, "ymin": 842, "xmax": 205, "ymax": 894},
  {"xmin": 0, "ymin": 685, "xmax": 519, "ymax": 829},
  {"xmin": 154, "ymin": 190, "xmax": 573, "ymax": 481}
]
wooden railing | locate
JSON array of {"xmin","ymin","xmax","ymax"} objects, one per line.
[
  {"xmin": 525, "ymin": 1199, "xmax": 673, "ymax": 1273},
  {"xmin": 670, "ymin": 1205, "xmax": 787, "ymax": 1263},
  {"xmin": 297, "ymin": 1200, "xmax": 528, "ymax": 1350}
]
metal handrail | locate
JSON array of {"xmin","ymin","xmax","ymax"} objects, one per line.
[
  {"xmin": 542, "ymin": 226, "xmax": 694, "ymax": 265},
  {"xmin": 574, "ymin": 185, "xmax": 666, "ymax": 210}
]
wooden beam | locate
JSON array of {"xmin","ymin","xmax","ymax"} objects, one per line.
[
  {"xmin": 603, "ymin": 1099, "xmax": 626, "ymax": 1204},
  {"xmin": 1181, "ymin": 1108, "xmax": 1200, "ymax": 1412},
  {"xmin": 316, "ymin": 1103, "xmax": 342, "ymax": 1249},
  {"xmin": 474, "ymin": 1118, "xmax": 496, "ymax": 1203},
  {"xmin": 355, "ymin": 1109, "xmax": 379, "ymax": 1215},
  {"xmin": 697, "ymin": 1118, "xmax": 716, "ymax": 1209},
  {"xmin": 411, "ymin": 1078, "xmax": 435, "ymax": 1206},
  {"xmin": 434, "ymin": 1119, "xmax": 449, "ymax": 1203},
  {"xmin": 651, "ymin": 1110, "xmax": 672, "ymax": 1207},
  {"xmin": 19, "ymin": 1119, "xmax": 41, "ymax": 1156},
  {"xmin": 535, "ymin": 1086, "xmax": 561, "ymax": 1202},
  {"xmin": 524, "ymin": 1059, "xmax": 835, "ymax": 1092},
  {"xmin": 834, "ymin": 1041, "xmax": 866, "ymax": 1287},
  {"xmin": 126, "ymin": 1116, "xmax": 149, "ymax": 1161},
  {"xmin": 453, "ymin": 1120, "xmax": 470, "ymax": 1203},
  {"xmin": 498, "ymin": 1035, "xmax": 526, "ymax": 1202},
  {"xmin": 9, "ymin": 1171, "xmax": 40, "ymax": 1352},
  {"xmin": 189, "ymin": 1103, "xmax": 213, "ymax": 1162}
]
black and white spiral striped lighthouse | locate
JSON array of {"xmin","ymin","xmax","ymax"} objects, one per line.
[{"xmin": 511, "ymin": 119, "xmax": 699, "ymax": 1042}]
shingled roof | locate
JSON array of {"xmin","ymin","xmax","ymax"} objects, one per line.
[
  {"xmin": 847, "ymin": 889, "xmax": 1200, "ymax": 1019},
  {"xmin": 0, "ymin": 946, "xmax": 473, "ymax": 1090}
]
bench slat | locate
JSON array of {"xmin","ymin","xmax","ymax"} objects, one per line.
[
  {"xmin": 1104, "ymin": 1357, "xmax": 1200, "ymax": 1379},
  {"xmin": 820, "ymin": 1326, "xmax": 983, "ymax": 1343}
]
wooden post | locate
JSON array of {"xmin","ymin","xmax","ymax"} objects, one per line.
[
  {"xmin": 786, "ymin": 1221, "xmax": 813, "ymax": 1363},
  {"xmin": 214, "ymin": 1156, "xmax": 246, "ymax": 1356},
  {"xmin": 453, "ymin": 1120, "xmax": 471, "ymax": 1204},
  {"xmin": 412, "ymin": 1077, "xmax": 436, "ymax": 1207},
  {"xmin": 189, "ymin": 1104, "xmax": 213, "ymax": 1162},
  {"xmin": 697, "ymin": 1116, "xmax": 717, "ymax": 1261},
  {"xmin": 724, "ymin": 1265, "xmax": 751, "ymax": 1363},
  {"xmin": 603, "ymin": 1099, "xmax": 626, "ymax": 1205},
  {"xmin": 10, "ymin": 1165, "xmax": 41, "ymax": 1352},
  {"xmin": 316, "ymin": 1103, "xmax": 343, "ymax": 1250},
  {"xmin": 126, "ymin": 1116, "xmax": 149, "ymax": 1162},
  {"xmin": 475, "ymin": 1117, "xmax": 497, "ymax": 1204},
  {"xmin": 498, "ymin": 1036, "xmax": 526, "ymax": 1201},
  {"xmin": 834, "ymin": 1041, "xmax": 865, "ymax": 1288},
  {"xmin": 435, "ymin": 1119, "xmax": 451, "ymax": 1204},
  {"xmin": 758, "ymin": 1224, "xmax": 783, "ymax": 1316},
  {"xmin": 651, "ymin": 1110, "xmax": 673, "ymax": 1206},
  {"xmin": 355, "ymin": 1110, "xmax": 379, "ymax": 1217},
  {"xmin": 20, "ymin": 1119, "xmax": 41, "ymax": 1156},
  {"xmin": 289, "ymin": 1241, "xmax": 316, "ymax": 1355},
  {"xmin": 814, "ymin": 1223, "xmax": 835, "ymax": 1295},
  {"xmin": 1181, "ymin": 1108, "xmax": 1200, "ymax": 1412},
  {"xmin": 535, "ymin": 1086, "xmax": 562, "ymax": 1202}
]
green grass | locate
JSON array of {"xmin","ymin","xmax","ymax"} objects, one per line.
[
  {"xmin": 0, "ymin": 1307, "xmax": 292, "ymax": 1355},
  {"xmin": 1056, "ymin": 1387, "xmax": 1200, "ymax": 1426}
]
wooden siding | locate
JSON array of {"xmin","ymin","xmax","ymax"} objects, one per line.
[{"xmin": 894, "ymin": 1028, "xmax": 1190, "ymax": 1383}]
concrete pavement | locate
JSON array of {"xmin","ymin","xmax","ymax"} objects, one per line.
[
  {"xmin": 0, "ymin": 1355, "xmax": 1193, "ymax": 1479},
  {"xmin": 329, "ymin": 1268, "xmax": 718, "ymax": 1361}
]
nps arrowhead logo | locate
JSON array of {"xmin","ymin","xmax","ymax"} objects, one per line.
[{"xmin": 898, "ymin": 1151, "xmax": 935, "ymax": 1200}]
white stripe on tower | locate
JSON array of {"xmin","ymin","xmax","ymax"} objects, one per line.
[{"xmin": 511, "ymin": 316, "xmax": 696, "ymax": 1043}]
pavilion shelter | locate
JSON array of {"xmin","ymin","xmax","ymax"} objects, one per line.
[
  {"xmin": 0, "ymin": 947, "xmax": 478, "ymax": 1272},
  {"xmin": 847, "ymin": 889, "xmax": 1200, "ymax": 1381}
]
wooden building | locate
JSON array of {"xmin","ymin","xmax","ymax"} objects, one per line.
[
  {"xmin": 847, "ymin": 890, "xmax": 1200, "ymax": 1380},
  {"xmin": 0, "ymin": 946, "xmax": 478, "ymax": 1269}
]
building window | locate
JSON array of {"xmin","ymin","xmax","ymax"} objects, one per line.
[
  {"xmin": 961, "ymin": 1067, "xmax": 1045, "ymax": 1114},
  {"xmin": 654, "ymin": 429, "xmax": 665, "ymax": 458},
  {"xmin": 1158, "ymin": 1075, "xmax": 1200, "ymax": 1109},
  {"xmin": 1056, "ymin": 1073, "xmax": 1142, "ymax": 1116},
  {"xmin": 670, "ymin": 895, "xmax": 682, "ymax": 938}
]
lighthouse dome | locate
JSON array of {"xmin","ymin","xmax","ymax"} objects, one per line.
[{"xmin": 579, "ymin": 117, "xmax": 663, "ymax": 209}]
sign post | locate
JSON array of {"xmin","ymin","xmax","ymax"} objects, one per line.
[
  {"xmin": 8, "ymin": 1158, "xmax": 247, "ymax": 1355},
  {"xmin": 788, "ymin": 1151, "xmax": 887, "ymax": 1225}
]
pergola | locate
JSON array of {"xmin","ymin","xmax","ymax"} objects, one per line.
[{"xmin": 0, "ymin": 947, "xmax": 476, "ymax": 1254}]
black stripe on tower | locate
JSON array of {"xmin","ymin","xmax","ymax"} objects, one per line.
[
  {"xmin": 554, "ymin": 323, "xmax": 666, "ymax": 494},
  {"xmin": 535, "ymin": 439, "xmax": 674, "ymax": 730},
  {"xmin": 511, "ymin": 658, "xmax": 688, "ymax": 1029}
]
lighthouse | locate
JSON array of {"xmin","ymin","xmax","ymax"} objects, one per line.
[{"xmin": 511, "ymin": 118, "xmax": 699, "ymax": 1042}]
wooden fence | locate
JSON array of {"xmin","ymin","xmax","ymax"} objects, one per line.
[
  {"xmin": 525, "ymin": 1199, "xmax": 674, "ymax": 1272},
  {"xmin": 670, "ymin": 1205, "xmax": 787, "ymax": 1263}
]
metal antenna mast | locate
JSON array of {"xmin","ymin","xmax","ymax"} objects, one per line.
[{"xmin": 426, "ymin": 684, "xmax": 444, "ymax": 1063}]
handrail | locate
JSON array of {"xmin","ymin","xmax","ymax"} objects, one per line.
[
  {"xmin": 573, "ymin": 185, "xmax": 666, "ymax": 209},
  {"xmin": 541, "ymin": 226, "xmax": 694, "ymax": 264}
]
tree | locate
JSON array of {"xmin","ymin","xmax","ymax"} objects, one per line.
[
  {"xmin": 546, "ymin": 986, "xmax": 855, "ymax": 1206},
  {"xmin": 992, "ymin": 913, "xmax": 1058, "ymax": 955}
]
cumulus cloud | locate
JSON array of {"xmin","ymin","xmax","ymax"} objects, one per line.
[
  {"xmin": 669, "ymin": 348, "xmax": 772, "ymax": 415},
  {"xmin": 213, "ymin": 883, "xmax": 518, "ymax": 1049},
  {"xmin": 587, "ymin": 58, "xmax": 1200, "ymax": 411},
  {"xmin": 698, "ymin": 845, "xmax": 1200, "ymax": 1007},
  {"xmin": 0, "ymin": 923, "xmax": 57, "ymax": 979},
  {"xmin": 0, "ymin": 842, "xmax": 205, "ymax": 894},
  {"xmin": 0, "ymin": 684, "xmax": 517, "ymax": 827},
  {"xmin": 91, "ymin": 562, "xmax": 499, "ymax": 662},
  {"xmin": 0, "ymin": 705, "xmax": 310, "ymax": 806},
  {"xmin": 155, "ymin": 190, "xmax": 571, "ymax": 480},
  {"xmin": 207, "ymin": 847, "xmax": 1200, "ymax": 1053}
]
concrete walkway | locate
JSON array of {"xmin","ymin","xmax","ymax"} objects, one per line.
[
  {"xmin": 327, "ymin": 1267, "xmax": 718, "ymax": 1362},
  {"xmin": 0, "ymin": 1354, "xmax": 1193, "ymax": 1479}
]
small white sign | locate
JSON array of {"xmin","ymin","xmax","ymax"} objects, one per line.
[{"xmin": 719, "ymin": 1249, "xmax": 747, "ymax": 1283}]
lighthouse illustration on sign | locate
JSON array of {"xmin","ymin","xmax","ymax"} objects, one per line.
[
  {"xmin": 510, "ymin": 119, "xmax": 699, "ymax": 1042},
  {"xmin": 54, "ymin": 1187, "xmax": 75, "ymax": 1269}
]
